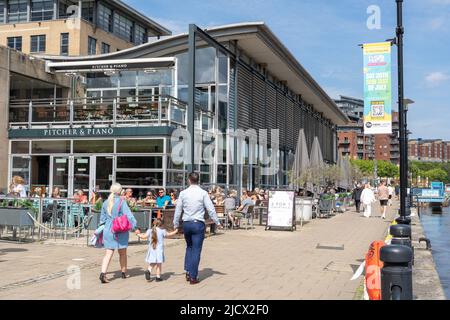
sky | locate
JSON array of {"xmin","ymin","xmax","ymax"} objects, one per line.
[{"xmin": 125, "ymin": 0, "xmax": 450, "ymax": 140}]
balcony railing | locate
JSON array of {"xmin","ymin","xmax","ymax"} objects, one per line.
[{"xmin": 9, "ymin": 95, "xmax": 188, "ymax": 128}]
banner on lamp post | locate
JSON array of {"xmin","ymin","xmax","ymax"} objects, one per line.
[{"xmin": 363, "ymin": 42, "xmax": 392, "ymax": 135}]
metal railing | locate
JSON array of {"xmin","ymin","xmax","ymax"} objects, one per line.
[
  {"xmin": 9, "ymin": 94, "xmax": 188, "ymax": 127},
  {"xmin": 0, "ymin": 196, "xmax": 93, "ymax": 242}
]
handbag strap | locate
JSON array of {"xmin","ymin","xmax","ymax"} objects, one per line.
[{"xmin": 116, "ymin": 198, "xmax": 123, "ymax": 217}]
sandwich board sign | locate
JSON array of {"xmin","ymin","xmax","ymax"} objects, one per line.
[{"xmin": 266, "ymin": 190, "xmax": 296, "ymax": 231}]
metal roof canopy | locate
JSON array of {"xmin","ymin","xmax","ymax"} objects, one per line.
[{"xmin": 46, "ymin": 57, "xmax": 176, "ymax": 73}]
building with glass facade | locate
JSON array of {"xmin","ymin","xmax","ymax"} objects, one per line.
[{"xmin": 4, "ymin": 22, "xmax": 348, "ymax": 198}]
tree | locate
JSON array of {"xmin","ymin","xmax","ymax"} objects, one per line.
[{"xmin": 423, "ymin": 168, "xmax": 447, "ymax": 182}]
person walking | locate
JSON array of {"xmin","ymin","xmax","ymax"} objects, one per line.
[
  {"xmin": 135, "ymin": 218, "xmax": 178, "ymax": 282},
  {"xmin": 352, "ymin": 184, "xmax": 363, "ymax": 213},
  {"xmin": 377, "ymin": 180, "xmax": 389, "ymax": 219},
  {"xmin": 387, "ymin": 184, "xmax": 394, "ymax": 206},
  {"xmin": 360, "ymin": 183, "xmax": 376, "ymax": 218},
  {"xmin": 99, "ymin": 183, "xmax": 137, "ymax": 284},
  {"xmin": 173, "ymin": 172, "xmax": 222, "ymax": 285}
]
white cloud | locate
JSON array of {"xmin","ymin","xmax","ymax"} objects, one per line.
[{"xmin": 425, "ymin": 72, "xmax": 450, "ymax": 87}]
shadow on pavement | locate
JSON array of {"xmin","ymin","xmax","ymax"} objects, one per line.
[
  {"xmin": 0, "ymin": 248, "xmax": 28, "ymax": 254},
  {"xmin": 199, "ymin": 268, "xmax": 226, "ymax": 280}
]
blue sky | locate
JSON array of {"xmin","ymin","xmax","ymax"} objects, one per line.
[{"xmin": 126, "ymin": 0, "xmax": 450, "ymax": 140}]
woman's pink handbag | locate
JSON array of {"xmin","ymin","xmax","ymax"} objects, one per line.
[{"xmin": 111, "ymin": 199, "xmax": 132, "ymax": 234}]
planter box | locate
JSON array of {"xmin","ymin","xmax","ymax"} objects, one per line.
[{"xmin": 0, "ymin": 208, "xmax": 34, "ymax": 227}]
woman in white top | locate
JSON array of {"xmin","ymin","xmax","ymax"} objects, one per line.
[
  {"xmin": 12, "ymin": 176, "xmax": 27, "ymax": 198},
  {"xmin": 360, "ymin": 183, "xmax": 376, "ymax": 218}
]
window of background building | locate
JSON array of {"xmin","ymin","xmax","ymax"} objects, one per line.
[
  {"xmin": 30, "ymin": 35, "xmax": 46, "ymax": 53},
  {"xmin": 88, "ymin": 36, "xmax": 97, "ymax": 55},
  {"xmin": 8, "ymin": 0, "xmax": 28, "ymax": 23},
  {"xmin": 98, "ymin": 3, "xmax": 112, "ymax": 32},
  {"xmin": 134, "ymin": 24, "xmax": 147, "ymax": 45},
  {"xmin": 60, "ymin": 33, "xmax": 69, "ymax": 56},
  {"xmin": 81, "ymin": 0, "xmax": 94, "ymax": 23},
  {"xmin": 0, "ymin": 1, "xmax": 5, "ymax": 23},
  {"xmin": 58, "ymin": 0, "xmax": 77, "ymax": 19},
  {"xmin": 31, "ymin": 0, "xmax": 54, "ymax": 21},
  {"xmin": 113, "ymin": 12, "xmax": 133, "ymax": 42},
  {"xmin": 101, "ymin": 42, "xmax": 110, "ymax": 54},
  {"xmin": 7, "ymin": 36, "xmax": 22, "ymax": 51}
]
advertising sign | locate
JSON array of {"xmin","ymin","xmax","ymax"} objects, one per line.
[
  {"xmin": 266, "ymin": 190, "xmax": 296, "ymax": 231},
  {"xmin": 363, "ymin": 42, "xmax": 392, "ymax": 134}
]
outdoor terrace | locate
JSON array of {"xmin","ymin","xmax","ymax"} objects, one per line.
[{"xmin": 8, "ymin": 94, "xmax": 189, "ymax": 128}]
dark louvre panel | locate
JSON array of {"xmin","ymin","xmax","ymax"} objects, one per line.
[
  {"xmin": 252, "ymin": 74, "xmax": 266, "ymax": 131},
  {"xmin": 237, "ymin": 63, "xmax": 252, "ymax": 130},
  {"xmin": 266, "ymin": 83, "xmax": 277, "ymax": 143},
  {"xmin": 276, "ymin": 90, "xmax": 286, "ymax": 149},
  {"xmin": 286, "ymin": 97, "xmax": 295, "ymax": 150},
  {"xmin": 294, "ymin": 101, "xmax": 301, "ymax": 140}
]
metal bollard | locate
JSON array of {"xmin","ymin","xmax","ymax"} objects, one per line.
[
  {"xmin": 390, "ymin": 224, "xmax": 414, "ymax": 265},
  {"xmin": 390, "ymin": 224, "xmax": 412, "ymax": 247},
  {"xmin": 395, "ymin": 215, "xmax": 411, "ymax": 225},
  {"xmin": 380, "ymin": 245, "xmax": 413, "ymax": 300}
]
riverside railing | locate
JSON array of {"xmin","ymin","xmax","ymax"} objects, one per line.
[{"xmin": 8, "ymin": 94, "xmax": 188, "ymax": 128}]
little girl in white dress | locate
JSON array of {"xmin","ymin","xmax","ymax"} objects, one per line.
[{"xmin": 136, "ymin": 219, "xmax": 177, "ymax": 282}]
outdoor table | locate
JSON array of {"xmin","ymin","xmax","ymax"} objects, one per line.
[{"xmin": 254, "ymin": 206, "xmax": 268, "ymax": 225}]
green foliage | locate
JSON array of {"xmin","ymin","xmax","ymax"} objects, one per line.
[
  {"xmin": 93, "ymin": 199, "xmax": 103, "ymax": 212},
  {"xmin": 350, "ymin": 159, "xmax": 399, "ymax": 178},
  {"xmin": 409, "ymin": 161, "xmax": 450, "ymax": 183}
]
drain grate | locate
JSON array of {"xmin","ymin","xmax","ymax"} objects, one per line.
[{"xmin": 316, "ymin": 243, "xmax": 344, "ymax": 251}]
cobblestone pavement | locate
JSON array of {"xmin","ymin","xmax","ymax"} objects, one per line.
[{"xmin": 0, "ymin": 203, "xmax": 396, "ymax": 300}]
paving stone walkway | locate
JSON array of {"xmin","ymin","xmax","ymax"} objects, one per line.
[{"xmin": 0, "ymin": 202, "xmax": 396, "ymax": 300}]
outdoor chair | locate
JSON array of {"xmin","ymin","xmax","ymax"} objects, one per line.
[
  {"xmin": 317, "ymin": 199, "xmax": 334, "ymax": 219},
  {"xmin": 236, "ymin": 205, "xmax": 255, "ymax": 230},
  {"xmin": 215, "ymin": 205, "xmax": 228, "ymax": 230}
]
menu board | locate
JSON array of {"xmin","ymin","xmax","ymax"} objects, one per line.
[{"xmin": 266, "ymin": 190, "xmax": 296, "ymax": 231}]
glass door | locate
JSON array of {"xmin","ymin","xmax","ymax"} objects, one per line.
[
  {"xmin": 92, "ymin": 156, "xmax": 114, "ymax": 200},
  {"xmin": 73, "ymin": 157, "xmax": 90, "ymax": 194},
  {"xmin": 51, "ymin": 156, "xmax": 70, "ymax": 198}
]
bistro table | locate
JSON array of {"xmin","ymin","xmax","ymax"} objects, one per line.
[{"xmin": 253, "ymin": 205, "xmax": 268, "ymax": 226}]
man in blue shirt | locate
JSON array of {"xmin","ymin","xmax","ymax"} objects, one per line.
[
  {"xmin": 173, "ymin": 172, "xmax": 222, "ymax": 284},
  {"xmin": 156, "ymin": 189, "xmax": 171, "ymax": 207}
]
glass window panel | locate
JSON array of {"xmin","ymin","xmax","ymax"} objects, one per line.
[
  {"xmin": 32, "ymin": 140, "xmax": 70, "ymax": 154},
  {"xmin": 134, "ymin": 24, "xmax": 147, "ymax": 45},
  {"xmin": 31, "ymin": 0, "xmax": 54, "ymax": 21},
  {"xmin": 58, "ymin": 0, "xmax": 77, "ymax": 19},
  {"xmin": 60, "ymin": 33, "xmax": 69, "ymax": 56},
  {"xmin": 113, "ymin": 12, "xmax": 133, "ymax": 42},
  {"xmin": 88, "ymin": 36, "xmax": 97, "ymax": 55},
  {"xmin": 86, "ymin": 73, "xmax": 119, "ymax": 89},
  {"xmin": 7, "ymin": 36, "xmax": 22, "ymax": 51},
  {"xmin": 8, "ymin": 0, "xmax": 27, "ymax": 23},
  {"xmin": 73, "ymin": 140, "xmax": 113, "ymax": 153},
  {"xmin": 30, "ymin": 35, "xmax": 46, "ymax": 53},
  {"xmin": 137, "ymin": 69, "xmax": 172, "ymax": 86},
  {"xmin": 81, "ymin": 0, "xmax": 94, "ymax": 23},
  {"xmin": 11, "ymin": 141, "xmax": 29, "ymax": 154},
  {"xmin": 12, "ymin": 156, "xmax": 30, "ymax": 187},
  {"xmin": 218, "ymin": 55, "xmax": 228, "ymax": 84},
  {"xmin": 176, "ymin": 47, "xmax": 216, "ymax": 85},
  {"xmin": 116, "ymin": 139, "xmax": 164, "ymax": 153},
  {"xmin": 116, "ymin": 156, "xmax": 162, "ymax": 169},
  {"xmin": 119, "ymin": 71, "xmax": 137, "ymax": 87},
  {"xmin": 167, "ymin": 157, "xmax": 184, "ymax": 170},
  {"xmin": 98, "ymin": 3, "xmax": 112, "ymax": 32},
  {"xmin": 116, "ymin": 172, "xmax": 163, "ymax": 186},
  {"xmin": 101, "ymin": 42, "xmax": 110, "ymax": 54},
  {"xmin": 0, "ymin": 1, "xmax": 5, "ymax": 23},
  {"xmin": 167, "ymin": 171, "xmax": 184, "ymax": 186}
]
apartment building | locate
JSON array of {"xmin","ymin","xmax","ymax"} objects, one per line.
[
  {"xmin": 0, "ymin": 0, "xmax": 171, "ymax": 56},
  {"xmin": 409, "ymin": 139, "xmax": 450, "ymax": 162}
]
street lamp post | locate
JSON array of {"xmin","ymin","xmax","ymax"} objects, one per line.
[{"xmin": 396, "ymin": 0, "xmax": 409, "ymax": 221}]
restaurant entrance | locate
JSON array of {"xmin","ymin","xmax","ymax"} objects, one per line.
[{"xmin": 48, "ymin": 155, "xmax": 113, "ymax": 199}]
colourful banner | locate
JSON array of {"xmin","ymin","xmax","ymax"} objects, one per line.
[{"xmin": 363, "ymin": 42, "xmax": 392, "ymax": 134}]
